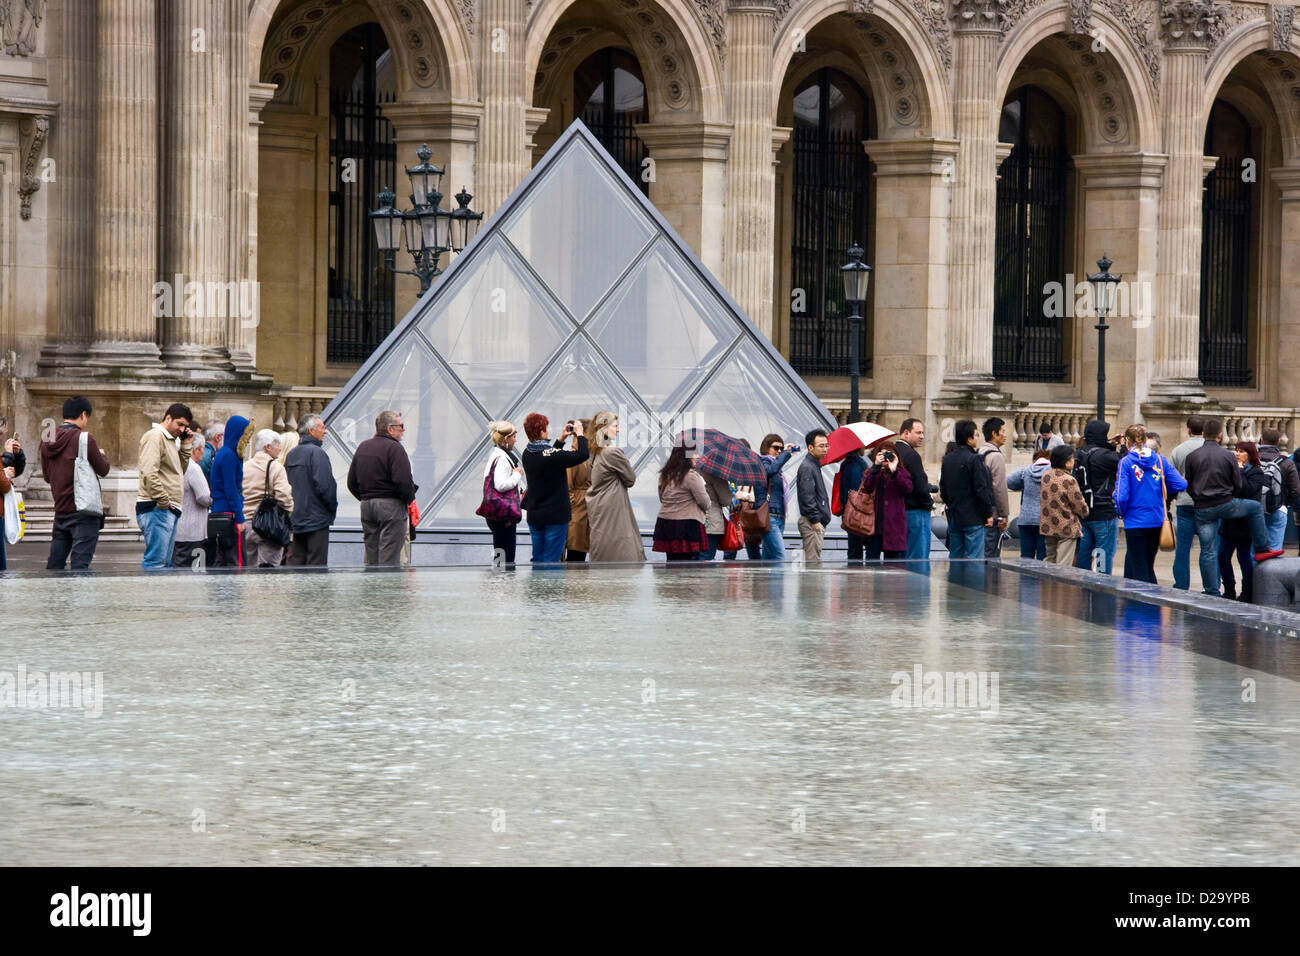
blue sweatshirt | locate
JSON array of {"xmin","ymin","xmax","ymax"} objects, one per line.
[
  {"xmin": 210, "ymin": 415, "xmax": 253, "ymax": 518},
  {"xmin": 1115, "ymin": 448, "xmax": 1187, "ymax": 530}
]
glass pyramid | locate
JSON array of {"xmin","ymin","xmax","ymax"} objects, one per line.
[{"xmin": 323, "ymin": 120, "xmax": 835, "ymax": 531}]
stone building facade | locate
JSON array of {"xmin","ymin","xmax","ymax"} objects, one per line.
[{"xmin": 3, "ymin": 0, "xmax": 1300, "ymax": 513}]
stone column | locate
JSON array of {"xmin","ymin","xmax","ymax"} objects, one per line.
[
  {"xmin": 1270, "ymin": 166, "xmax": 1300, "ymax": 411},
  {"xmin": 228, "ymin": 0, "xmax": 257, "ymax": 373},
  {"xmin": 1149, "ymin": 1, "xmax": 1223, "ymax": 399},
  {"xmin": 89, "ymin": 0, "xmax": 163, "ymax": 367},
  {"xmin": 636, "ymin": 121, "xmax": 732, "ymax": 274},
  {"xmin": 942, "ymin": 0, "xmax": 1004, "ymax": 396},
  {"xmin": 723, "ymin": 0, "xmax": 778, "ymax": 337},
  {"xmin": 477, "ymin": 0, "xmax": 527, "ymax": 216},
  {"xmin": 863, "ymin": 138, "xmax": 959, "ymax": 427},
  {"xmin": 1074, "ymin": 153, "xmax": 1167, "ymax": 428},
  {"xmin": 40, "ymin": 0, "xmax": 97, "ymax": 370},
  {"xmin": 159, "ymin": 0, "xmax": 232, "ymax": 370},
  {"xmin": 244, "ymin": 81, "xmax": 277, "ymax": 376}
]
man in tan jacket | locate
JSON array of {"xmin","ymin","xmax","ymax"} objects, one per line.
[{"xmin": 137, "ymin": 402, "xmax": 195, "ymax": 569}]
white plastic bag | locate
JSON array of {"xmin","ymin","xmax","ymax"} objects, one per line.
[
  {"xmin": 73, "ymin": 430, "xmax": 103, "ymax": 516},
  {"xmin": 4, "ymin": 489, "xmax": 23, "ymax": 544}
]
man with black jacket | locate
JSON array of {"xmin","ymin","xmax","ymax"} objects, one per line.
[
  {"xmin": 520, "ymin": 412, "xmax": 588, "ymax": 563},
  {"xmin": 285, "ymin": 414, "xmax": 338, "ymax": 566},
  {"xmin": 347, "ymin": 409, "xmax": 417, "ymax": 566},
  {"xmin": 796, "ymin": 429, "xmax": 832, "ymax": 561},
  {"xmin": 40, "ymin": 396, "xmax": 111, "ymax": 571},
  {"xmin": 895, "ymin": 419, "xmax": 933, "ymax": 559},
  {"xmin": 1184, "ymin": 417, "xmax": 1282, "ymax": 595},
  {"xmin": 939, "ymin": 420, "xmax": 995, "ymax": 559},
  {"xmin": 1073, "ymin": 420, "xmax": 1121, "ymax": 574}
]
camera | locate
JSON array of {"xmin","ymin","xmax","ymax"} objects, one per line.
[{"xmin": 882, "ymin": 450, "xmax": 896, "ymax": 463}]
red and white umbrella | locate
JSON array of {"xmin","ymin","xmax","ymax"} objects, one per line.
[{"xmin": 823, "ymin": 422, "xmax": 898, "ymax": 465}]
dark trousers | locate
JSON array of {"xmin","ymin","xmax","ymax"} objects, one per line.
[
  {"xmin": 208, "ymin": 513, "xmax": 242, "ymax": 567},
  {"xmin": 289, "ymin": 528, "xmax": 330, "ymax": 566},
  {"xmin": 700, "ymin": 533, "xmax": 723, "ymax": 560},
  {"xmin": 847, "ymin": 532, "xmax": 866, "ymax": 562},
  {"xmin": 984, "ymin": 524, "xmax": 1004, "ymax": 557},
  {"xmin": 1019, "ymin": 524, "xmax": 1047, "ymax": 560},
  {"xmin": 46, "ymin": 513, "xmax": 102, "ymax": 570},
  {"xmin": 1219, "ymin": 538, "xmax": 1255, "ymax": 601},
  {"xmin": 486, "ymin": 519, "xmax": 517, "ymax": 564},
  {"xmin": 173, "ymin": 538, "xmax": 214, "ymax": 569},
  {"xmin": 1123, "ymin": 526, "xmax": 1161, "ymax": 584},
  {"xmin": 566, "ymin": 549, "xmax": 587, "ymax": 562},
  {"xmin": 865, "ymin": 536, "xmax": 904, "ymax": 561}
]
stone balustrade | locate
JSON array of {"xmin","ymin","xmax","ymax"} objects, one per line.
[
  {"xmin": 1009, "ymin": 403, "xmax": 1122, "ymax": 452},
  {"xmin": 1221, "ymin": 408, "xmax": 1296, "ymax": 449},
  {"xmin": 822, "ymin": 398, "xmax": 914, "ymax": 428},
  {"xmin": 271, "ymin": 387, "xmax": 337, "ymax": 432}
]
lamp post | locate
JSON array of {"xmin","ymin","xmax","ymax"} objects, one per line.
[
  {"xmin": 1088, "ymin": 254, "xmax": 1121, "ymax": 422},
  {"xmin": 369, "ymin": 143, "xmax": 482, "ymax": 294},
  {"xmin": 840, "ymin": 243, "xmax": 873, "ymax": 422}
]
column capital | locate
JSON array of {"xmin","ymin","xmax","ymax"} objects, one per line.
[
  {"xmin": 1159, "ymin": 0, "xmax": 1228, "ymax": 51},
  {"xmin": 726, "ymin": 0, "xmax": 777, "ymax": 15},
  {"xmin": 1072, "ymin": 152, "xmax": 1169, "ymax": 189},
  {"xmin": 950, "ymin": 0, "xmax": 1007, "ymax": 35},
  {"xmin": 864, "ymin": 137, "xmax": 959, "ymax": 176},
  {"xmin": 1269, "ymin": 164, "xmax": 1300, "ymax": 200},
  {"xmin": 636, "ymin": 121, "xmax": 732, "ymax": 161},
  {"xmin": 383, "ymin": 100, "xmax": 483, "ymax": 145}
]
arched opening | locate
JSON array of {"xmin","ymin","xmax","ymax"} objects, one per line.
[
  {"xmin": 573, "ymin": 47, "xmax": 649, "ymax": 193},
  {"xmin": 786, "ymin": 67, "xmax": 873, "ymax": 378},
  {"xmin": 994, "ymin": 84, "xmax": 1072, "ymax": 383},
  {"xmin": 1200, "ymin": 100, "xmax": 1255, "ymax": 387},
  {"xmin": 327, "ymin": 23, "xmax": 397, "ymax": 364}
]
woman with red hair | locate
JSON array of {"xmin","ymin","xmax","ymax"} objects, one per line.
[{"xmin": 520, "ymin": 412, "xmax": 588, "ymax": 563}]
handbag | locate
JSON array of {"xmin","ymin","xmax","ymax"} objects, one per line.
[
  {"xmin": 252, "ymin": 460, "xmax": 293, "ymax": 548},
  {"xmin": 830, "ymin": 472, "xmax": 843, "ymax": 516},
  {"xmin": 475, "ymin": 451, "xmax": 522, "ymax": 523},
  {"xmin": 4, "ymin": 490, "xmax": 24, "ymax": 545},
  {"xmin": 722, "ymin": 510, "xmax": 743, "ymax": 552},
  {"xmin": 841, "ymin": 472, "xmax": 877, "ymax": 538},
  {"xmin": 739, "ymin": 497, "xmax": 770, "ymax": 535},
  {"xmin": 1158, "ymin": 459, "xmax": 1176, "ymax": 552},
  {"xmin": 73, "ymin": 430, "xmax": 104, "ymax": 517}
]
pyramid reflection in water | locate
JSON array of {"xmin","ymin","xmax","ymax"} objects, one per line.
[{"xmin": 323, "ymin": 120, "xmax": 834, "ymax": 531}]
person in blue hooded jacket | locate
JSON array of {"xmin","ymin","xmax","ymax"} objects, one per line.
[
  {"xmin": 1115, "ymin": 424, "xmax": 1186, "ymax": 584},
  {"xmin": 209, "ymin": 414, "xmax": 255, "ymax": 566}
]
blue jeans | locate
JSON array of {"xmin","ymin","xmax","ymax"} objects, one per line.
[
  {"xmin": 139, "ymin": 506, "xmax": 179, "ymax": 569},
  {"xmin": 760, "ymin": 514, "xmax": 786, "ymax": 560},
  {"xmin": 905, "ymin": 510, "xmax": 932, "ymax": 560},
  {"xmin": 1266, "ymin": 507, "xmax": 1288, "ymax": 553},
  {"xmin": 1075, "ymin": 518, "xmax": 1118, "ymax": 574},
  {"xmin": 948, "ymin": 525, "xmax": 986, "ymax": 559},
  {"xmin": 1018, "ymin": 524, "xmax": 1047, "ymax": 560},
  {"xmin": 1172, "ymin": 504, "xmax": 1198, "ymax": 590},
  {"xmin": 1194, "ymin": 499, "xmax": 1269, "ymax": 595},
  {"xmin": 529, "ymin": 523, "xmax": 569, "ymax": 563}
]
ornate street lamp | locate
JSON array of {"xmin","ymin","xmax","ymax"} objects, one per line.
[
  {"xmin": 449, "ymin": 187, "xmax": 484, "ymax": 252},
  {"xmin": 369, "ymin": 143, "xmax": 478, "ymax": 294},
  {"xmin": 1088, "ymin": 253, "xmax": 1121, "ymax": 422},
  {"xmin": 840, "ymin": 242, "xmax": 873, "ymax": 422}
]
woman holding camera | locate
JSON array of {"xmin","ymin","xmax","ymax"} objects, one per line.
[
  {"xmin": 520, "ymin": 413, "xmax": 588, "ymax": 563},
  {"xmin": 862, "ymin": 444, "xmax": 913, "ymax": 560}
]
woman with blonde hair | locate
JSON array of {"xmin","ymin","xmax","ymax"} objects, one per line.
[
  {"xmin": 585, "ymin": 409, "xmax": 645, "ymax": 563},
  {"xmin": 566, "ymin": 417, "xmax": 593, "ymax": 561},
  {"xmin": 479, "ymin": 420, "xmax": 524, "ymax": 565},
  {"xmin": 278, "ymin": 430, "xmax": 299, "ymax": 467}
]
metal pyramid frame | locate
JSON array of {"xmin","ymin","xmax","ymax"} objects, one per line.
[{"xmin": 322, "ymin": 119, "xmax": 835, "ymax": 531}]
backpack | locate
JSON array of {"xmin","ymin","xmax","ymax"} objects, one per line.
[
  {"xmin": 1259, "ymin": 458, "xmax": 1284, "ymax": 513},
  {"xmin": 1072, "ymin": 447, "xmax": 1112, "ymax": 510}
]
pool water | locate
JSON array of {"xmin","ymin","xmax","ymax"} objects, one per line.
[{"xmin": 1, "ymin": 562, "xmax": 1296, "ymax": 865}]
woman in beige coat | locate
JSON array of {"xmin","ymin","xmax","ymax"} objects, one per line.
[
  {"xmin": 585, "ymin": 410, "xmax": 645, "ymax": 563},
  {"xmin": 242, "ymin": 428, "xmax": 294, "ymax": 567}
]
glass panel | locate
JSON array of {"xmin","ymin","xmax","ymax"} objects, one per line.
[
  {"xmin": 506, "ymin": 337, "xmax": 646, "ymax": 436},
  {"xmin": 424, "ymin": 447, "xmax": 496, "ymax": 528},
  {"xmin": 326, "ymin": 340, "xmax": 487, "ymax": 526},
  {"xmin": 323, "ymin": 435, "xmax": 362, "ymax": 528},
  {"xmin": 586, "ymin": 239, "xmax": 739, "ymax": 414},
  {"xmin": 418, "ymin": 236, "xmax": 574, "ymax": 417},
  {"xmin": 502, "ymin": 140, "xmax": 654, "ymax": 320}
]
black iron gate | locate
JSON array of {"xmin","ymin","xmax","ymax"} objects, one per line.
[
  {"xmin": 327, "ymin": 24, "xmax": 396, "ymax": 365},
  {"xmin": 993, "ymin": 144, "xmax": 1071, "ymax": 382},
  {"xmin": 579, "ymin": 49, "xmax": 649, "ymax": 194},
  {"xmin": 1199, "ymin": 156, "xmax": 1253, "ymax": 386},
  {"xmin": 789, "ymin": 73, "xmax": 871, "ymax": 378}
]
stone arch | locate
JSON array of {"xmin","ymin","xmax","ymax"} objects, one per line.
[
  {"xmin": 997, "ymin": 3, "xmax": 1159, "ymax": 153},
  {"xmin": 527, "ymin": 0, "xmax": 725, "ymax": 123},
  {"xmin": 1204, "ymin": 22, "xmax": 1300, "ymax": 164},
  {"xmin": 777, "ymin": 50, "xmax": 877, "ymax": 128},
  {"xmin": 772, "ymin": 0, "xmax": 951, "ymax": 139},
  {"xmin": 250, "ymin": 0, "xmax": 475, "ymax": 105}
]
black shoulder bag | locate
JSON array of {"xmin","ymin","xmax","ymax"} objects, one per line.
[{"xmin": 252, "ymin": 460, "xmax": 293, "ymax": 547}]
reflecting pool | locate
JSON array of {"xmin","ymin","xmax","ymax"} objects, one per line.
[{"xmin": 1, "ymin": 563, "xmax": 1296, "ymax": 865}]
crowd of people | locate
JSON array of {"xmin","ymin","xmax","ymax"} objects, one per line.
[{"xmin": 5, "ymin": 397, "xmax": 1297, "ymax": 596}]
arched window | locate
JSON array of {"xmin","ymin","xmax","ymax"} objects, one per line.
[
  {"xmin": 327, "ymin": 23, "xmax": 397, "ymax": 364},
  {"xmin": 788, "ymin": 68, "xmax": 872, "ymax": 377},
  {"xmin": 575, "ymin": 48, "xmax": 648, "ymax": 193},
  {"xmin": 994, "ymin": 85, "xmax": 1071, "ymax": 383},
  {"xmin": 1200, "ymin": 101, "xmax": 1254, "ymax": 387}
]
